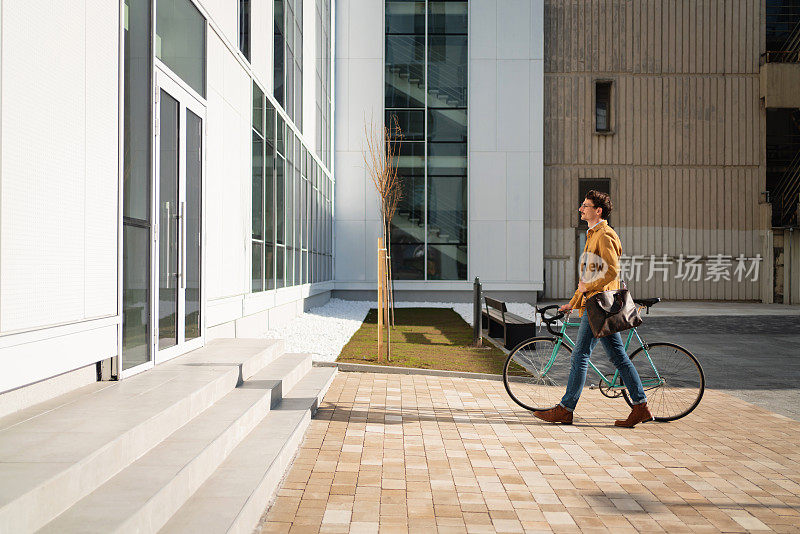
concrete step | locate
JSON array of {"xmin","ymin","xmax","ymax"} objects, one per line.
[
  {"xmin": 37, "ymin": 353, "xmax": 312, "ymax": 534},
  {"xmin": 159, "ymin": 367, "xmax": 337, "ymax": 534},
  {"xmin": 0, "ymin": 338, "xmax": 283, "ymax": 534}
]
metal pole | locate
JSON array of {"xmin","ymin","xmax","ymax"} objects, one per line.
[{"xmin": 472, "ymin": 277, "xmax": 482, "ymax": 347}]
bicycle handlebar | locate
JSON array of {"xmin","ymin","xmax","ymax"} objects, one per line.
[{"xmin": 535, "ymin": 305, "xmax": 567, "ymax": 337}]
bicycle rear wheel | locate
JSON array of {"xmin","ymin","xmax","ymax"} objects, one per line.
[
  {"xmin": 622, "ymin": 342, "xmax": 705, "ymax": 421},
  {"xmin": 503, "ymin": 337, "xmax": 573, "ymax": 411}
]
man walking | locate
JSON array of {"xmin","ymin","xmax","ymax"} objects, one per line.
[{"xmin": 535, "ymin": 190, "xmax": 653, "ymax": 427}]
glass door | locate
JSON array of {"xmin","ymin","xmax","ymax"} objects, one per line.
[{"xmin": 154, "ymin": 68, "xmax": 205, "ymax": 363}]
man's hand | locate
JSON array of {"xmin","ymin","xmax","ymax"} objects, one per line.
[
  {"xmin": 558, "ymin": 303, "xmax": 572, "ymax": 313},
  {"xmin": 577, "ymin": 280, "xmax": 588, "ymax": 293}
]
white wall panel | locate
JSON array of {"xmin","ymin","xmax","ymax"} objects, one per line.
[
  {"xmin": 334, "ymin": 152, "xmax": 366, "ymax": 220},
  {"xmin": 345, "ymin": 58, "xmax": 383, "ymax": 151},
  {"xmin": 469, "ymin": 0, "xmax": 497, "ymax": 59},
  {"xmin": 334, "ymin": 60, "xmax": 350, "ymax": 152},
  {"xmin": 497, "ymin": 60, "xmax": 530, "ymax": 151},
  {"xmin": 506, "ymin": 153, "xmax": 531, "ymax": 221},
  {"xmin": 202, "ymin": 0, "xmax": 237, "ymax": 47},
  {"xmin": 497, "ymin": 0, "xmax": 531, "ymax": 60},
  {"xmin": 205, "ymin": 30, "xmax": 250, "ymax": 300},
  {"xmin": 530, "ymin": 0, "xmax": 544, "ymax": 60},
  {"xmin": 506, "ymin": 221, "xmax": 531, "ymax": 281},
  {"xmin": 84, "ymin": 0, "xmax": 121, "ymax": 318},
  {"xmin": 468, "ymin": 60, "xmax": 497, "ymax": 151},
  {"xmin": 335, "ymin": 220, "xmax": 366, "ymax": 282},
  {"xmin": 347, "ymin": 0, "xmax": 382, "ymax": 59},
  {"xmin": 1, "ymin": 0, "xmax": 120, "ymax": 332},
  {"xmin": 469, "ymin": 221, "xmax": 507, "ymax": 281},
  {"xmin": 468, "ymin": 153, "xmax": 506, "ymax": 220},
  {"xmin": 251, "ymin": 0, "xmax": 273, "ymax": 93}
]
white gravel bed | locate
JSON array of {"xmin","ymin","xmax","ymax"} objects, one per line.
[{"xmin": 263, "ymin": 298, "xmax": 540, "ymax": 362}]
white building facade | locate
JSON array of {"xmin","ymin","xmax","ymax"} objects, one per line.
[
  {"xmin": 0, "ymin": 0, "xmax": 544, "ymax": 401},
  {"xmin": 334, "ymin": 0, "xmax": 544, "ymax": 301},
  {"xmin": 0, "ymin": 0, "xmax": 334, "ymax": 400}
]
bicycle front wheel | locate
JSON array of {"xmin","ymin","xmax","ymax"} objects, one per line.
[
  {"xmin": 622, "ymin": 342, "xmax": 705, "ymax": 421},
  {"xmin": 503, "ymin": 337, "xmax": 573, "ymax": 411}
]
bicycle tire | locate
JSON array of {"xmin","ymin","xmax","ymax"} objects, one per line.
[
  {"xmin": 622, "ymin": 342, "xmax": 705, "ymax": 421},
  {"xmin": 503, "ymin": 337, "xmax": 573, "ymax": 412}
]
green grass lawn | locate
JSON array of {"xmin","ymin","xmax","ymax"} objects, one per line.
[{"xmin": 336, "ymin": 307, "xmax": 507, "ymax": 374}]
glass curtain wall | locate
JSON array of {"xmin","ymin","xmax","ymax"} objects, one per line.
[
  {"xmin": 274, "ymin": 0, "xmax": 303, "ymax": 128},
  {"xmin": 253, "ymin": 87, "xmax": 332, "ymax": 292},
  {"xmin": 122, "ymin": 0, "xmax": 152, "ymax": 370},
  {"xmin": 315, "ymin": 0, "xmax": 332, "ymax": 167},
  {"xmin": 386, "ymin": 0, "xmax": 467, "ymax": 281}
]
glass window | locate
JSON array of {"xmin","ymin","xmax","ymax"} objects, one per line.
[
  {"xmin": 252, "ymin": 133, "xmax": 264, "ymax": 240},
  {"xmin": 276, "ymin": 156, "xmax": 285, "ymax": 244},
  {"xmin": 385, "ymin": 35, "xmax": 426, "ymax": 108},
  {"xmin": 274, "ymin": 0, "xmax": 285, "ymax": 105},
  {"xmin": 252, "ymin": 241, "xmax": 263, "ymax": 292},
  {"xmin": 124, "ymin": 0, "xmax": 151, "ymax": 222},
  {"xmin": 428, "ymin": 108, "xmax": 466, "ymax": 142},
  {"xmin": 386, "ymin": 1, "xmax": 425, "ymax": 34},
  {"xmin": 427, "ymin": 142, "xmax": 467, "ymax": 175},
  {"xmin": 253, "ymin": 82, "xmax": 264, "ymax": 135},
  {"xmin": 239, "ymin": 0, "xmax": 250, "ymax": 60},
  {"xmin": 385, "ymin": 0, "xmax": 468, "ymax": 281},
  {"xmin": 276, "ymin": 246, "xmax": 285, "ymax": 287},
  {"xmin": 428, "ymin": 1, "xmax": 467, "ymax": 34},
  {"xmin": 386, "ymin": 109, "xmax": 425, "ymax": 141},
  {"xmin": 122, "ymin": 224, "xmax": 150, "ymax": 370},
  {"xmin": 277, "ymin": 114, "xmax": 285, "ymax": 155},
  {"xmin": 427, "ymin": 176, "xmax": 466, "ymax": 244},
  {"xmin": 156, "ymin": 0, "xmax": 206, "ymax": 97},
  {"xmin": 595, "ymin": 81, "xmax": 612, "ymax": 132},
  {"xmin": 426, "ymin": 244, "xmax": 467, "ymax": 280},
  {"xmin": 427, "ymin": 35, "xmax": 467, "ymax": 107},
  {"xmin": 265, "ymin": 141, "xmax": 275, "ymax": 244},
  {"xmin": 265, "ymin": 243, "xmax": 275, "ymax": 289}
]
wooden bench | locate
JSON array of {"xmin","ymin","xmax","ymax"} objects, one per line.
[{"xmin": 481, "ymin": 296, "xmax": 537, "ymax": 350}]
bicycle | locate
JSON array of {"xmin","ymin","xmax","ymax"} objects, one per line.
[{"xmin": 502, "ymin": 299, "xmax": 705, "ymax": 422}]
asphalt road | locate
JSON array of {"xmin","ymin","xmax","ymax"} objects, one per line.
[{"xmin": 591, "ymin": 315, "xmax": 800, "ymax": 420}]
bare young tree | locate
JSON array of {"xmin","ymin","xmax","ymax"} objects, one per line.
[{"xmin": 363, "ymin": 115, "xmax": 403, "ymax": 357}]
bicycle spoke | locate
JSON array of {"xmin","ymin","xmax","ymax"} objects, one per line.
[
  {"xmin": 624, "ymin": 343, "xmax": 704, "ymax": 421},
  {"xmin": 504, "ymin": 338, "xmax": 573, "ymax": 411}
]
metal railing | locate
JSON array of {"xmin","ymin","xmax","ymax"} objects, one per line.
[
  {"xmin": 763, "ymin": 3, "xmax": 800, "ymax": 63},
  {"xmin": 773, "ymin": 148, "xmax": 800, "ymax": 227}
]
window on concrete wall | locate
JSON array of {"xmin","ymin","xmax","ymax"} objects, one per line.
[
  {"xmin": 385, "ymin": 0, "xmax": 468, "ymax": 281},
  {"xmin": 595, "ymin": 81, "xmax": 612, "ymax": 133},
  {"xmin": 239, "ymin": 0, "xmax": 250, "ymax": 61},
  {"xmin": 156, "ymin": 0, "xmax": 206, "ymax": 97}
]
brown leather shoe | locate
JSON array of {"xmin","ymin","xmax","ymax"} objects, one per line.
[
  {"xmin": 615, "ymin": 403, "xmax": 654, "ymax": 428},
  {"xmin": 534, "ymin": 405, "xmax": 573, "ymax": 424}
]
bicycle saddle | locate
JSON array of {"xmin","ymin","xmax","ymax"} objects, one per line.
[{"xmin": 633, "ymin": 297, "xmax": 661, "ymax": 308}]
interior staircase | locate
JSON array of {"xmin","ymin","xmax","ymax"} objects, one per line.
[{"xmin": 0, "ymin": 338, "xmax": 336, "ymax": 534}]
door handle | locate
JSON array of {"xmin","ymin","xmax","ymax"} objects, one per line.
[{"xmin": 180, "ymin": 201, "xmax": 186, "ymax": 289}]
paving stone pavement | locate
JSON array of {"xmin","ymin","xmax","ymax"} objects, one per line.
[{"xmin": 257, "ymin": 372, "xmax": 800, "ymax": 534}]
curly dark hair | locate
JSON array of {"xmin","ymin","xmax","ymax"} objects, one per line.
[{"xmin": 585, "ymin": 190, "xmax": 613, "ymax": 219}]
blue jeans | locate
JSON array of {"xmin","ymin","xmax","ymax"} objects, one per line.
[{"xmin": 559, "ymin": 314, "xmax": 647, "ymax": 411}]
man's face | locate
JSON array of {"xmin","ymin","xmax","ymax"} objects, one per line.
[{"xmin": 578, "ymin": 199, "xmax": 601, "ymax": 222}]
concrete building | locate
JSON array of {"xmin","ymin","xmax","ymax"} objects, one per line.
[{"xmin": 541, "ymin": 0, "xmax": 800, "ymax": 305}]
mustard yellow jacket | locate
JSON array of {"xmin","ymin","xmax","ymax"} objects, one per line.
[{"xmin": 567, "ymin": 220, "xmax": 622, "ymax": 317}]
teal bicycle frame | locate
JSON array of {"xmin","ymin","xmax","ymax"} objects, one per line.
[{"xmin": 544, "ymin": 315, "xmax": 664, "ymax": 391}]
